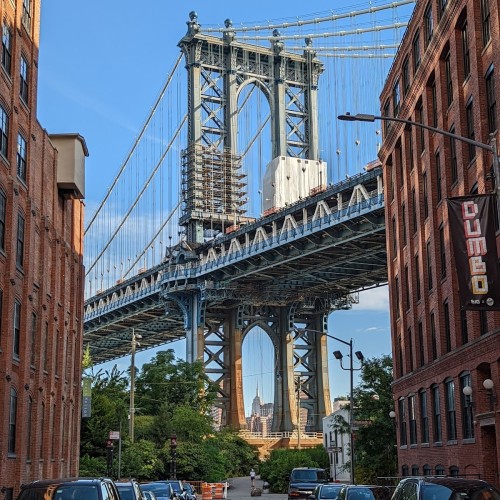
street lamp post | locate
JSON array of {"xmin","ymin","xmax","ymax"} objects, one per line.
[
  {"xmin": 337, "ymin": 112, "xmax": 500, "ymax": 223},
  {"xmin": 129, "ymin": 328, "xmax": 142, "ymax": 443},
  {"xmin": 294, "ymin": 328, "xmax": 363, "ymax": 485}
]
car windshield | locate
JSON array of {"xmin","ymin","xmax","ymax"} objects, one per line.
[
  {"xmin": 19, "ymin": 485, "xmax": 100, "ymax": 500},
  {"xmin": 292, "ymin": 470, "xmax": 327, "ymax": 482},
  {"xmin": 167, "ymin": 484, "xmax": 181, "ymax": 493},
  {"xmin": 346, "ymin": 487, "xmax": 376, "ymax": 500},
  {"xmin": 142, "ymin": 484, "xmax": 171, "ymax": 497},
  {"xmin": 319, "ymin": 485, "xmax": 342, "ymax": 499},
  {"xmin": 117, "ymin": 486, "xmax": 135, "ymax": 500},
  {"xmin": 422, "ymin": 483, "xmax": 500, "ymax": 500}
]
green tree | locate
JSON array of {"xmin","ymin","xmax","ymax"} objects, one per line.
[
  {"xmin": 351, "ymin": 355, "xmax": 397, "ymax": 483},
  {"xmin": 80, "ymin": 366, "xmax": 129, "ymax": 457},
  {"xmin": 259, "ymin": 447, "xmax": 329, "ymax": 493},
  {"xmin": 135, "ymin": 350, "xmax": 217, "ymax": 417}
]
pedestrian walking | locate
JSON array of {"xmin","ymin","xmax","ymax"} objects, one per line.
[{"xmin": 250, "ymin": 468, "xmax": 256, "ymax": 487}]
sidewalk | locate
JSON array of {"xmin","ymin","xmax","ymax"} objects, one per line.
[{"xmin": 226, "ymin": 477, "xmax": 287, "ymax": 500}]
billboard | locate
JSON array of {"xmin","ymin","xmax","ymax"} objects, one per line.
[{"xmin": 447, "ymin": 195, "xmax": 500, "ymax": 310}]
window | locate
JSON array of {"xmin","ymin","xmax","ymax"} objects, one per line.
[
  {"xmin": 450, "ymin": 466, "xmax": 459, "ymax": 477},
  {"xmin": 39, "ymin": 402, "xmax": 45, "ymax": 459},
  {"xmin": 383, "ymin": 100, "xmax": 391, "ymax": 135},
  {"xmin": 462, "ymin": 22, "xmax": 470, "ymax": 80},
  {"xmin": 51, "ymin": 404, "xmax": 56, "ymax": 459},
  {"xmin": 415, "ymin": 254, "xmax": 421, "ymax": 301},
  {"xmin": 445, "ymin": 52, "xmax": 453, "ymax": 106},
  {"xmin": 0, "ymin": 190, "xmax": 6, "ymax": 251},
  {"xmin": 43, "ymin": 322, "xmax": 48, "ymax": 371},
  {"xmin": 431, "ymin": 80, "xmax": 437, "ymax": 127},
  {"xmin": 17, "ymin": 133, "xmax": 27, "ymax": 181},
  {"xmin": 0, "ymin": 104, "xmax": 9, "ymax": 157},
  {"xmin": 423, "ymin": 172, "xmax": 429, "ymax": 219},
  {"xmin": 416, "ymin": 100, "xmax": 425, "ymax": 152},
  {"xmin": 408, "ymin": 327, "xmax": 414, "ymax": 372},
  {"xmin": 13, "ymin": 300, "xmax": 21, "ymax": 358},
  {"xmin": 461, "ymin": 309, "xmax": 468, "ymax": 345},
  {"xmin": 424, "ymin": 4, "xmax": 433, "ymax": 46},
  {"xmin": 481, "ymin": 0, "xmax": 491, "ymax": 46},
  {"xmin": 430, "ymin": 312, "xmax": 437, "ymax": 360},
  {"xmin": 412, "ymin": 465, "xmax": 419, "ymax": 476},
  {"xmin": 20, "ymin": 56, "xmax": 29, "ymax": 103},
  {"xmin": 398, "ymin": 335, "xmax": 404, "ymax": 376},
  {"xmin": 395, "ymin": 275, "xmax": 400, "ymax": 319},
  {"xmin": 408, "ymin": 128, "xmax": 415, "ymax": 172},
  {"xmin": 418, "ymin": 321, "xmax": 425, "ymax": 367},
  {"xmin": 403, "ymin": 57, "xmax": 410, "ymax": 95},
  {"xmin": 435, "ymin": 465, "xmax": 445, "ymax": 475},
  {"xmin": 402, "ymin": 465, "xmax": 409, "ymax": 477},
  {"xmin": 27, "ymin": 396, "xmax": 33, "ymax": 460},
  {"xmin": 2, "ymin": 24, "xmax": 12, "ymax": 74},
  {"xmin": 432, "ymin": 384, "xmax": 442, "ymax": 442},
  {"xmin": 449, "ymin": 127, "xmax": 458, "ymax": 183},
  {"xmin": 445, "ymin": 378, "xmax": 457, "ymax": 441},
  {"xmin": 22, "ymin": 0, "xmax": 32, "ymax": 33},
  {"xmin": 420, "ymin": 390, "xmax": 429, "ymax": 443},
  {"xmin": 393, "ymin": 79, "xmax": 400, "ymax": 116},
  {"xmin": 397, "ymin": 145, "xmax": 404, "ymax": 187},
  {"xmin": 444, "ymin": 300, "xmax": 451, "ymax": 352},
  {"xmin": 460, "ymin": 372, "xmax": 474, "ymax": 439},
  {"xmin": 413, "ymin": 31, "xmax": 421, "ymax": 72},
  {"xmin": 399, "ymin": 398, "xmax": 407, "ymax": 446},
  {"xmin": 392, "ymin": 216, "xmax": 398, "ymax": 256},
  {"xmin": 30, "ymin": 313, "xmax": 36, "ymax": 366},
  {"xmin": 8, "ymin": 387, "xmax": 17, "ymax": 454},
  {"xmin": 408, "ymin": 394, "xmax": 417, "ymax": 444},
  {"xmin": 436, "ymin": 151, "xmax": 442, "ymax": 202},
  {"xmin": 439, "ymin": 225, "xmax": 446, "ymax": 278},
  {"xmin": 402, "ymin": 203, "xmax": 407, "ymax": 246},
  {"xmin": 16, "ymin": 213, "xmax": 25, "ymax": 268},
  {"xmin": 0, "ymin": 289, "xmax": 3, "ymax": 341},
  {"xmin": 465, "ymin": 99, "xmax": 475, "ymax": 162},
  {"xmin": 54, "ymin": 330, "xmax": 59, "ymax": 376},
  {"xmin": 485, "ymin": 65, "xmax": 496, "ymax": 133},
  {"xmin": 423, "ymin": 464, "xmax": 432, "ymax": 475},
  {"xmin": 412, "ymin": 188, "xmax": 417, "ymax": 233},
  {"xmin": 426, "ymin": 240, "xmax": 433, "ymax": 290},
  {"xmin": 405, "ymin": 265, "xmax": 410, "ymax": 310}
]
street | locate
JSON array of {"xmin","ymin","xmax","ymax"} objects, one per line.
[{"xmin": 226, "ymin": 476, "xmax": 287, "ymax": 500}]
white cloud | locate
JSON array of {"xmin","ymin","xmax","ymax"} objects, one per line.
[{"xmin": 352, "ymin": 286, "xmax": 389, "ymax": 311}]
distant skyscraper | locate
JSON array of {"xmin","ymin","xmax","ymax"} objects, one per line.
[{"xmin": 251, "ymin": 384, "xmax": 263, "ymax": 416}]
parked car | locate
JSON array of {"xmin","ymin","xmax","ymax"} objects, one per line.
[
  {"xmin": 337, "ymin": 485, "xmax": 392, "ymax": 500},
  {"xmin": 116, "ymin": 480, "xmax": 147, "ymax": 500},
  {"xmin": 16, "ymin": 477, "xmax": 120, "ymax": 500},
  {"xmin": 391, "ymin": 476, "xmax": 500, "ymax": 500},
  {"xmin": 288, "ymin": 468, "xmax": 330, "ymax": 500},
  {"xmin": 140, "ymin": 482, "xmax": 175, "ymax": 500},
  {"xmin": 310, "ymin": 483, "xmax": 345, "ymax": 500},
  {"xmin": 163, "ymin": 480, "xmax": 187, "ymax": 500},
  {"xmin": 182, "ymin": 483, "xmax": 197, "ymax": 500}
]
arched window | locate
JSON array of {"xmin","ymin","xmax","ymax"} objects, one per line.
[
  {"xmin": 449, "ymin": 466, "xmax": 459, "ymax": 477},
  {"xmin": 412, "ymin": 464, "xmax": 419, "ymax": 475},
  {"xmin": 402, "ymin": 465, "xmax": 409, "ymax": 477},
  {"xmin": 435, "ymin": 464, "xmax": 445, "ymax": 475},
  {"xmin": 423, "ymin": 464, "xmax": 432, "ymax": 476}
]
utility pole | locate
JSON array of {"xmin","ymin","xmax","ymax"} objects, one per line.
[{"xmin": 130, "ymin": 329, "xmax": 141, "ymax": 443}]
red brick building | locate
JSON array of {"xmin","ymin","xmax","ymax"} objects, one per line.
[
  {"xmin": 378, "ymin": 0, "xmax": 500, "ymax": 486},
  {"xmin": 0, "ymin": 0, "xmax": 87, "ymax": 495}
]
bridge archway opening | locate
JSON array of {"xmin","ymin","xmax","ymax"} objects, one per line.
[
  {"xmin": 242, "ymin": 324, "xmax": 275, "ymax": 429},
  {"xmin": 237, "ymin": 81, "xmax": 272, "ymax": 220}
]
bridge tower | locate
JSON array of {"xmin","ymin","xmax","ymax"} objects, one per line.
[{"xmin": 176, "ymin": 12, "xmax": 331, "ymax": 433}]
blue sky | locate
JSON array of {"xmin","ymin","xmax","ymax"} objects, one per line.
[{"xmin": 37, "ymin": 1, "xmax": 399, "ymax": 414}]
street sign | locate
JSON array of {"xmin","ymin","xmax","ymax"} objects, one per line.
[{"xmin": 109, "ymin": 431, "xmax": 120, "ymax": 440}]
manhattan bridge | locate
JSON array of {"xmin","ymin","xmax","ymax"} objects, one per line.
[{"xmin": 83, "ymin": 2, "xmax": 414, "ymax": 439}]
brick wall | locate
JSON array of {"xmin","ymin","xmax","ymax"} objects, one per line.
[
  {"xmin": 378, "ymin": 0, "xmax": 500, "ymax": 488},
  {"xmin": 0, "ymin": 0, "xmax": 85, "ymax": 493}
]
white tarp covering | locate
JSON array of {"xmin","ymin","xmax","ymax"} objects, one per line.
[{"xmin": 262, "ymin": 156, "xmax": 327, "ymax": 213}]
